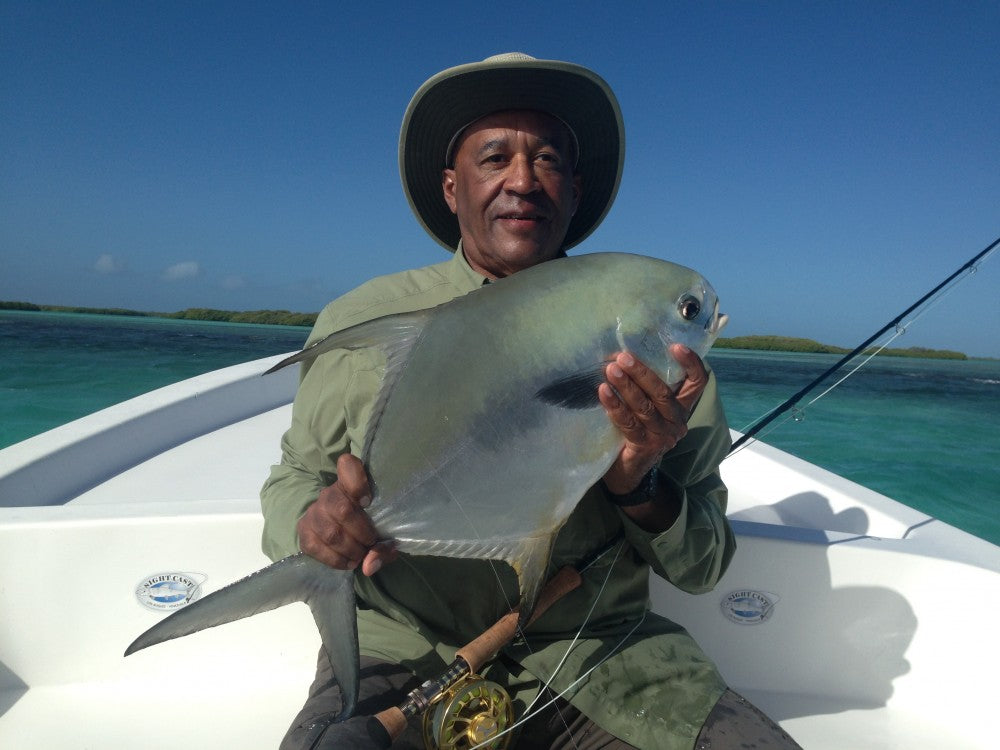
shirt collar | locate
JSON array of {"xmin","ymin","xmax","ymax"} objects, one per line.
[
  {"xmin": 446, "ymin": 239, "xmax": 492, "ymax": 289},
  {"xmin": 446, "ymin": 239, "xmax": 569, "ymax": 288}
]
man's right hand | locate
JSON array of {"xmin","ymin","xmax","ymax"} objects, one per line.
[{"xmin": 296, "ymin": 453, "xmax": 397, "ymax": 576}]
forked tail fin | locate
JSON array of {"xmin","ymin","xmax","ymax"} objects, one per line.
[{"xmin": 125, "ymin": 553, "xmax": 361, "ymax": 722}]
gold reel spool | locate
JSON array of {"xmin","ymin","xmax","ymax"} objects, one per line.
[{"xmin": 421, "ymin": 673, "xmax": 514, "ymax": 750}]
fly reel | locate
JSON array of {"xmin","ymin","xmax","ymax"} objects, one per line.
[{"xmin": 421, "ymin": 673, "xmax": 513, "ymax": 750}]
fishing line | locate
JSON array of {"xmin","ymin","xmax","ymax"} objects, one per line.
[
  {"xmin": 732, "ymin": 328, "xmax": 905, "ymax": 447},
  {"xmin": 728, "ymin": 234, "xmax": 999, "ymax": 456},
  {"xmin": 469, "ymin": 610, "xmax": 649, "ymax": 750},
  {"xmin": 500, "ymin": 536, "xmax": 628, "ymax": 748},
  {"xmin": 448, "ymin": 479, "xmax": 627, "ymax": 750},
  {"xmin": 519, "ymin": 540, "xmax": 627, "ymax": 720},
  {"xmin": 731, "ymin": 279, "xmax": 957, "ymax": 449},
  {"xmin": 442, "ymin": 477, "xmax": 590, "ymax": 749},
  {"xmin": 432, "ymin": 473, "xmax": 524, "ymax": 619}
]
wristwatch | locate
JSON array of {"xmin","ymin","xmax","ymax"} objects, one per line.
[{"xmin": 604, "ymin": 467, "xmax": 659, "ymax": 507}]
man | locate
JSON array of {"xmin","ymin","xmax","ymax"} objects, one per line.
[{"xmin": 261, "ymin": 53, "xmax": 799, "ymax": 750}]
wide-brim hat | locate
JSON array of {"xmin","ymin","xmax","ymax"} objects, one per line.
[{"xmin": 400, "ymin": 52, "xmax": 625, "ymax": 252}]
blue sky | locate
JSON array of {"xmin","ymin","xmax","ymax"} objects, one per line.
[{"xmin": 2, "ymin": 1, "xmax": 998, "ymax": 356}]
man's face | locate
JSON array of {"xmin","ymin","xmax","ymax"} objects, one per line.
[{"xmin": 442, "ymin": 110, "xmax": 582, "ymax": 279}]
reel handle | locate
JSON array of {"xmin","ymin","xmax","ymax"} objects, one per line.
[{"xmin": 369, "ymin": 565, "xmax": 582, "ymax": 747}]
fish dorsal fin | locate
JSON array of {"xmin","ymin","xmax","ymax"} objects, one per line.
[
  {"xmin": 354, "ymin": 310, "xmax": 434, "ymax": 464},
  {"xmin": 264, "ymin": 309, "xmax": 433, "ymax": 375},
  {"xmin": 263, "ymin": 308, "xmax": 434, "ymax": 464}
]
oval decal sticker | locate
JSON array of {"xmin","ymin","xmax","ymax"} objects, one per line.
[
  {"xmin": 135, "ymin": 572, "xmax": 206, "ymax": 612},
  {"xmin": 721, "ymin": 590, "xmax": 779, "ymax": 625}
]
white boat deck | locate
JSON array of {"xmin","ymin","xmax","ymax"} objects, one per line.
[{"xmin": 1, "ymin": 355, "xmax": 996, "ymax": 749}]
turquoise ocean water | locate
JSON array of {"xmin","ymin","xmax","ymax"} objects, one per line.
[{"xmin": 2, "ymin": 309, "xmax": 997, "ymax": 545}]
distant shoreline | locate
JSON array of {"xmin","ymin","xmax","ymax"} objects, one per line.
[
  {"xmin": 1, "ymin": 300, "xmax": 975, "ymax": 360},
  {"xmin": 0, "ymin": 300, "xmax": 315, "ymax": 328},
  {"xmin": 713, "ymin": 335, "xmax": 969, "ymax": 361}
]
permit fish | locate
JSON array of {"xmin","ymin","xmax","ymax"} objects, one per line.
[{"xmin": 125, "ymin": 252, "xmax": 727, "ymax": 721}]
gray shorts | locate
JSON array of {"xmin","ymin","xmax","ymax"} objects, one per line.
[{"xmin": 280, "ymin": 653, "xmax": 802, "ymax": 750}]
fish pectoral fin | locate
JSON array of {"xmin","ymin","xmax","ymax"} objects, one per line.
[
  {"xmin": 124, "ymin": 554, "xmax": 360, "ymax": 722},
  {"xmin": 534, "ymin": 366, "xmax": 606, "ymax": 410},
  {"xmin": 510, "ymin": 535, "xmax": 558, "ymax": 625}
]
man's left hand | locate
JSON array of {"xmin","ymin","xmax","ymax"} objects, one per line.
[{"xmin": 599, "ymin": 344, "xmax": 709, "ymax": 495}]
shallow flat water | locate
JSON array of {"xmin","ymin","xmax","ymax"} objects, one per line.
[
  {"xmin": 708, "ymin": 350, "xmax": 999, "ymax": 544},
  {"xmin": 0, "ymin": 310, "xmax": 307, "ymax": 445}
]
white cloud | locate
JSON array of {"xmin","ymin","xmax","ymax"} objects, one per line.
[
  {"xmin": 163, "ymin": 261, "xmax": 200, "ymax": 281},
  {"xmin": 221, "ymin": 274, "xmax": 245, "ymax": 290},
  {"xmin": 95, "ymin": 253, "xmax": 123, "ymax": 274}
]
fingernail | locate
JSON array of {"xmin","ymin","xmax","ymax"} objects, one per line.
[
  {"xmin": 368, "ymin": 557, "xmax": 382, "ymax": 575},
  {"xmin": 619, "ymin": 353, "xmax": 635, "ymax": 367},
  {"xmin": 358, "ymin": 494, "xmax": 372, "ymax": 509},
  {"xmin": 609, "ymin": 364, "xmax": 624, "ymax": 378}
]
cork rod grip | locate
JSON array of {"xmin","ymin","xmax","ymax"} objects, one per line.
[{"xmin": 455, "ymin": 565, "xmax": 582, "ymax": 673}]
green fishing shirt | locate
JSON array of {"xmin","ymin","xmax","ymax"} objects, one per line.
[{"xmin": 260, "ymin": 248, "xmax": 736, "ymax": 750}]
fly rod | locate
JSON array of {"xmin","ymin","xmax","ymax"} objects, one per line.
[{"xmin": 729, "ymin": 233, "xmax": 1000, "ymax": 454}]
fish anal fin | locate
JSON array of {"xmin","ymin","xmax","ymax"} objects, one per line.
[
  {"xmin": 306, "ymin": 560, "xmax": 360, "ymax": 722},
  {"xmin": 509, "ymin": 535, "xmax": 558, "ymax": 625},
  {"xmin": 534, "ymin": 367, "xmax": 605, "ymax": 410}
]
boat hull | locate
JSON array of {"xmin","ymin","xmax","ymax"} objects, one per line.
[{"xmin": 1, "ymin": 354, "xmax": 996, "ymax": 749}]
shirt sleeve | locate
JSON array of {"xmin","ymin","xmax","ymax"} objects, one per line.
[
  {"xmin": 618, "ymin": 370, "xmax": 737, "ymax": 594},
  {"xmin": 258, "ymin": 259, "xmax": 476, "ymax": 563},
  {"xmin": 259, "ymin": 306, "xmax": 358, "ymax": 562}
]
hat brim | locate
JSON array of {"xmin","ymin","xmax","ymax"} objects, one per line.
[{"xmin": 400, "ymin": 57, "xmax": 624, "ymax": 252}]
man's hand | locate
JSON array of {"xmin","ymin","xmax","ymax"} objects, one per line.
[
  {"xmin": 297, "ymin": 453, "xmax": 397, "ymax": 576},
  {"xmin": 599, "ymin": 344, "xmax": 709, "ymax": 495}
]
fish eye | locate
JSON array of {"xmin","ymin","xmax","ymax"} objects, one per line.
[{"xmin": 678, "ymin": 296, "xmax": 701, "ymax": 321}]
